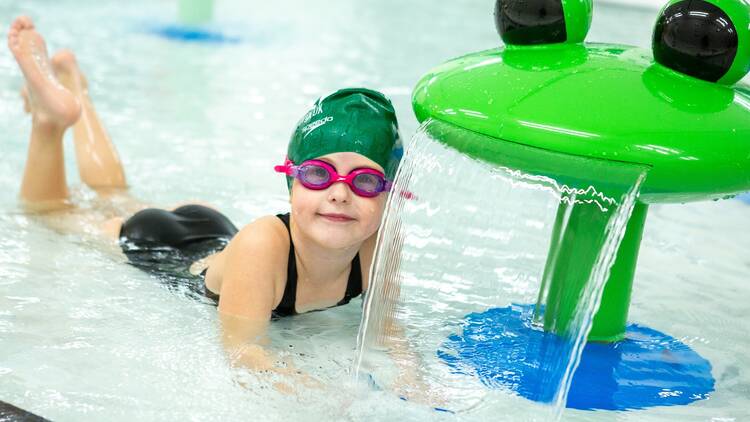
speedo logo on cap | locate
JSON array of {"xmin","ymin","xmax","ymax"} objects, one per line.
[
  {"xmin": 301, "ymin": 102, "xmax": 323, "ymax": 124},
  {"xmin": 302, "ymin": 116, "xmax": 333, "ymax": 138}
]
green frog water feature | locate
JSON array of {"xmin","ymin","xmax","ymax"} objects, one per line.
[
  {"xmin": 412, "ymin": 0, "xmax": 750, "ymax": 343},
  {"xmin": 389, "ymin": 0, "xmax": 750, "ymax": 411}
]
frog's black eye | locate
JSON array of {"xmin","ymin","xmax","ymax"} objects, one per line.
[
  {"xmin": 495, "ymin": 0, "xmax": 566, "ymax": 45},
  {"xmin": 653, "ymin": 0, "xmax": 741, "ymax": 83},
  {"xmin": 494, "ymin": 0, "xmax": 592, "ymax": 46}
]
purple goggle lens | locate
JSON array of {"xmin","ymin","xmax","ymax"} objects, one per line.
[{"xmin": 274, "ymin": 158, "xmax": 391, "ymax": 198}]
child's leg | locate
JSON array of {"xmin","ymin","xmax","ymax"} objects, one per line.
[
  {"xmin": 51, "ymin": 50, "xmax": 127, "ymax": 190},
  {"xmin": 8, "ymin": 16, "xmax": 81, "ymax": 205}
]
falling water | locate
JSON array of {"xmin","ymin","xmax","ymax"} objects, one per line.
[
  {"xmin": 550, "ymin": 173, "xmax": 645, "ymax": 418},
  {"xmin": 354, "ymin": 119, "xmax": 648, "ymax": 419}
]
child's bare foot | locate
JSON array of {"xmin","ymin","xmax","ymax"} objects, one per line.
[
  {"xmin": 51, "ymin": 49, "xmax": 88, "ymax": 96},
  {"xmin": 8, "ymin": 16, "xmax": 80, "ymax": 128}
]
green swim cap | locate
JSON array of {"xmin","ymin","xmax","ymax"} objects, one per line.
[{"xmin": 286, "ymin": 88, "xmax": 402, "ymax": 189}]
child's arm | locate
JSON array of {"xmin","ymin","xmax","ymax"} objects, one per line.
[
  {"xmin": 219, "ymin": 312, "xmax": 321, "ymax": 392},
  {"xmin": 381, "ymin": 291, "xmax": 450, "ymax": 408},
  {"xmin": 362, "ymin": 231, "xmax": 448, "ymax": 408},
  {"xmin": 217, "ymin": 217, "xmax": 284, "ymax": 321},
  {"xmin": 216, "ymin": 219, "xmax": 319, "ymax": 390}
]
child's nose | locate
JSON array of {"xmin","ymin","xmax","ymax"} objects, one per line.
[{"xmin": 327, "ymin": 181, "xmax": 351, "ymax": 203}]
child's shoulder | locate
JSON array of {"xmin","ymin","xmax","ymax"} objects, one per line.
[
  {"xmin": 215, "ymin": 215, "xmax": 291, "ymax": 316},
  {"xmin": 228, "ymin": 214, "xmax": 289, "ymax": 254}
]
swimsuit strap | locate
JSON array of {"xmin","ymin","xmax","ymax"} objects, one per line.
[
  {"xmin": 338, "ymin": 253, "xmax": 363, "ymax": 306},
  {"xmin": 275, "ymin": 213, "xmax": 298, "ymax": 316}
]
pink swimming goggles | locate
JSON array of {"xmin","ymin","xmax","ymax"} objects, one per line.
[{"xmin": 274, "ymin": 158, "xmax": 392, "ymax": 198}]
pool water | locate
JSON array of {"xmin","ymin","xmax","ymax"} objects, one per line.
[{"xmin": 1, "ymin": 0, "xmax": 749, "ymax": 421}]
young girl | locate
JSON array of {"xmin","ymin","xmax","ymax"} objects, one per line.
[{"xmin": 8, "ymin": 16, "xmax": 403, "ymax": 373}]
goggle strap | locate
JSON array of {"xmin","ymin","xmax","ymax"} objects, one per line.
[{"xmin": 274, "ymin": 157, "xmax": 298, "ymax": 177}]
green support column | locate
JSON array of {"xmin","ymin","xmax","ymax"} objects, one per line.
[
  {"xmin": 537, "ymin": 200, "xmax": 648, "ymax": 342},
  {"xmin": 589, "ymin": 202, "xmax": 648, "ymax": 341}
]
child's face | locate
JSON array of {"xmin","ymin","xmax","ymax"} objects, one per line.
[{"xmin": 290, "ymin": 152, "xmax": 388, "ymax": 250}]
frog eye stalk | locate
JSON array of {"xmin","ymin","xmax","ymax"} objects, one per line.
[
  {"xmin": 653, "ymin": 0, "xmax": 750, "ymax": 85},
  {"xmin": 494, "ymin": 0, "xmax": 593, "ymax": 46}
]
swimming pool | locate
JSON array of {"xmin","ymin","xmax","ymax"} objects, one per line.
[{"xmin": 1, "ymin": 0, "xmax": 749, "ymax": 420}]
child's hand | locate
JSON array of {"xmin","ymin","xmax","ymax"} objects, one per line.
[
  {"xmin": 392, "ymin": 367, "xmax": 450, "ymax": 411},
  {"xmin": 268, "ymin": 353, "xmax": 326, "ymax": 394}
]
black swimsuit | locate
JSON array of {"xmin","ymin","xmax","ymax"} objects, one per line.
[{"xmin": 119, "ymin": 205, "xmax": 363, "ymax": 316}]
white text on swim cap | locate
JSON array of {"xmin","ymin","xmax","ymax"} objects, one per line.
[
  {"xmin": 302, "ymin": 116, "xmax": 334, "ymax": 138},
  {"xmin": 302, "ymin": 102, "xmax": 323, "ymax": 124}
]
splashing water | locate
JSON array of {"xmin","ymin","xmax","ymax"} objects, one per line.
[{"xmin": 354, "ymin": 120, "xmax": 647, "ymax": 419}]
